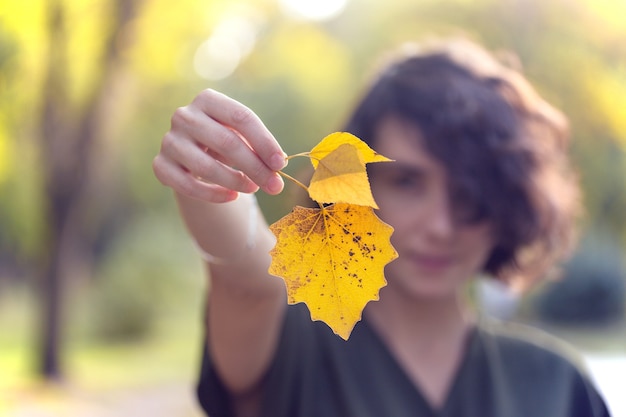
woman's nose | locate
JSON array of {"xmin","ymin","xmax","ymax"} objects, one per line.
[{"xmin": 424, "ymin": 193, "xmax": 454, "ymax": 240}]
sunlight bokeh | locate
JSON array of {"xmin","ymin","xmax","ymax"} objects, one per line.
[
  {"xmin": 193, "ymin": 11, "xmax": 263, "ymax": 80},
  {"xmin": 278, "ymin": 0, "xmax": 349, "ymax": 21}
]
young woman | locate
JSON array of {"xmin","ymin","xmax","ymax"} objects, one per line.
[{"xmin": 153, "ymin": 38, "xmax": 610, "ymax": 417}]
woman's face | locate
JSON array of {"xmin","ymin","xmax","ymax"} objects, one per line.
[{"xmin": 368, "ymin": 117, "xmax": 495, "ymax": 301}]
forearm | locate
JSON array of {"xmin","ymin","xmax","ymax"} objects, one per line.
[
  {"xmin": 175, "ymin": 190, "xmax": 285, "ymax": 298},
  {"xmin": 175, "ymin": 191, "xmax": 265, "ymax": 262},
  {"xmin": 207, "ymin": 262, "xmax": 287, "ymax": 394}
]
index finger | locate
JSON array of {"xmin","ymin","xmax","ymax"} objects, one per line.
[{"xmin": 192, "ymin": 89, "xmax": 287, "ymax": 172}]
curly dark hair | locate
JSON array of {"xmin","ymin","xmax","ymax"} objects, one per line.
[{"xmin": 344, "ymin": 38, "xmax": 581, "ymax": 286}]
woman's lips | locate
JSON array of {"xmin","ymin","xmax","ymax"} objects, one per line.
[{"xmin": 410, "ymin": 253, "xmax": 454, "ymax": 272}]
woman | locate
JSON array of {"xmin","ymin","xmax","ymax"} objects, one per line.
[{"xmin": 153, "ymin": 38, "xmax": 610, "ymax": 417}]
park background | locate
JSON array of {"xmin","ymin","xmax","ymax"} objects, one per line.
[{"xmin": 0, "ymin": 0, "xmax": 625, "ymax": 415}]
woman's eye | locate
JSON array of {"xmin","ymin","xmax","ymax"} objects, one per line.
[
  {"xmin": 394, "ymin": 176, "xmax": 414, "ymax": 187},
  {"xmin": 392, "ymin": 175, "xmax": 425, "ymax": 192}
]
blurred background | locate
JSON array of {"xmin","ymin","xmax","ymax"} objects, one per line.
[{"xmin": 0, "ymin": 0, "xmax": 624, "ymax": 415}]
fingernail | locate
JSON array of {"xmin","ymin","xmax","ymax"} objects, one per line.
[
  {"xmin": 265, "ymin": 174, "xmax": 284, "ymax": 195},
  {"xmin": 270, "ymin": 152, "xmax": 287, "ymax": 171}
]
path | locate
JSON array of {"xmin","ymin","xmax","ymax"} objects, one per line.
[{"xmin": 2, "ymin": 382, "xmax": 204, "ymax": 417}]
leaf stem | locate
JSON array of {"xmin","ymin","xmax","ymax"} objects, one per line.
[
  {"xmin": 286, "ymin": 152, "xmax": 310, "ymax": 160},
  {"xmin": 278, "ymin": 170, "xmax": 309, "ymax": 193}
]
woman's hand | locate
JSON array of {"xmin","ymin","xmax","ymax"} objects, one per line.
[{"xmin": 153, "ymin": 89, "xmax": 287, "ymax": 203}]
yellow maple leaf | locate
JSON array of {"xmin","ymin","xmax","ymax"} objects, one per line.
[
  {"xmin": 270, "ymin": 132, "xmax": 396, "ymax": 339},
  {"xmin": 308, "ymin": 131, "xmax": 393, "ymax": 169},
  {"xmin": 307, "ymin": 143, "xmax": 378, "ymax": 208},
  {"xmin": 269, "ymin": 203, "xmax": 398, "ymax": 340}
]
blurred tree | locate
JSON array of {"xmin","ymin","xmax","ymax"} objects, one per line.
[{"xmin": 35, "ymin": 0, "xmax": 141, "ymax": 380}]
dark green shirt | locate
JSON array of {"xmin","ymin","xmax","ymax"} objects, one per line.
[{"xmin": 197, "ymin": 304, "xmax": 610, "ymax": 417}]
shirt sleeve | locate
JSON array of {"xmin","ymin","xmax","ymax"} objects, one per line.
[{"xmin": 196, "ymin": 341, "xmax": 234, "ymax": 417}]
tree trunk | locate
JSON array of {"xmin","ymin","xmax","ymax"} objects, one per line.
[{"xmin": 36, "ymin": 0, "xmax": 140, "ymax": 380}]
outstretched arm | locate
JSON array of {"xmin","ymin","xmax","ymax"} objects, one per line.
[{"xmin": 153, "ymin": 89, "xmax": 288, "ymax": 394}]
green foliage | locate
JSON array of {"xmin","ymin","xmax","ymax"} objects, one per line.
[
  {"xmin": 534, "ymin": 235, "xmax": 626, "ymax": 325},
  {"xmin": 89, "ymin": 266, "xmax": 157, "ymax": 342},
  {"xmin": 0, "ymin": 24, "xmax": 45, "ymax": 259},
  {"xmin": 87, "ymin": 213, "xmax": 203, "ymax": 342},
  {"xmin": 574, "ymin": 142, "xmax": 626, "ymax": 246}
]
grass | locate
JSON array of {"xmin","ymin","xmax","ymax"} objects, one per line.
[{"xmin": 0, "ymin": 282, "xmax": 206, "ymax": 417}]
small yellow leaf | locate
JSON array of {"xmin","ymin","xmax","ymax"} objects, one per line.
[
  {"xmin": 269, "ymin": 203, "xmax": 398, "ymax": 339},
  {"xmin": 309, "ymin": 132, "xmax": 392, "ymax": 169},
  {"xmin": 308, "ymin": 143, "xmax": 378, "ymax": 208}
]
